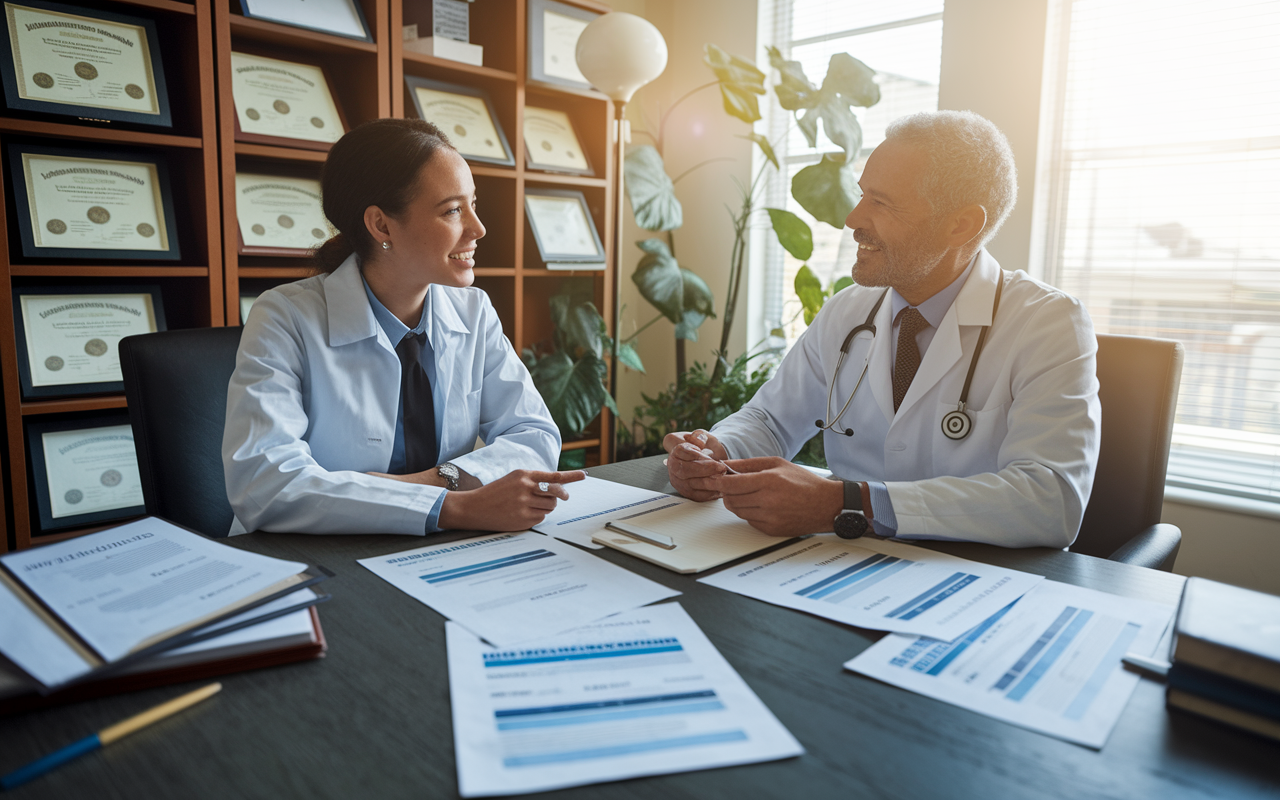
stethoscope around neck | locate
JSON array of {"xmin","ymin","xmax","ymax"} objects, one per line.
[{"xmin": 815, "ymin": 274, "xmax": 1004, "ymax": 441}]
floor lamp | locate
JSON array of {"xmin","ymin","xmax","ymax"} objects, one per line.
[{"xmin": 575, "ymin": 13, "xmax": 668, "ymax": 461}]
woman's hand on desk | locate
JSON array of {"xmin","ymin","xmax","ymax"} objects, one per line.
[
  {"xmin": 664, "ymin": 429, "xmax": 730, "ymax": 502},
  {"xmin": 438, "ymin": 469, "xmax": 586, "ymax": 531}
]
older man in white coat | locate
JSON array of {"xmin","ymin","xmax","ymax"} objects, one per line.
[{"xmin": 665, "ymin": 110, "xmax": 1100, "ymax": 549}]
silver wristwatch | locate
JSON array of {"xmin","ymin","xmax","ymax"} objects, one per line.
[{"xmin": 437, "ymin": 462, "xmax": 460, "ymax": 491}]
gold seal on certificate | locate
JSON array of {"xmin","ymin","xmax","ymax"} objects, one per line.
[
  {"xmin": 17, "ymin": 292, "xmax": 160, "ymax": 390},
  {"xmin": 38, "ymin": 424, "xmax": 143, "ymax": 520},
  {"xmin": 230, "ymin": 52, "xmax": 344, "ymax": 146},
  {"xmin": 523, "ymin": 107, "xmax": 591, "ymax": 174},
  {"xmin": 2, "ymin": 1, "xmax": 169, "ymax": 125},
  {"xmin": 235, "ymin": 173, "xmax": 335, "ymax": 255},
  {"xmin": 19, "ymin": 152, "xmax": 169, "ymax": 252},
  {"xmin": 405, "ymin": 77, "xmax": 513, "ymax": 167}
]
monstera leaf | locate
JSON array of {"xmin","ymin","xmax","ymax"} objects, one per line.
[
  {"xmin": 633, "ymin": 239, "xmax": 715, "ymax": 338},
  {"xmin": 624, "ymin": 145, "xmax": 683, "ymax": 231},
  {"xmin": 549, "ymin": 294, "xmax": 603, "ymax": 358},
  {"xmin": 527, "ymin": 350, "xmax": 617, "ymax": 437},
  {"xmin": 792, "ymin": 155, "xmax": 861, "ymax": 229},
  {"xmin": 767, "ymin": 47, "xmax": 879, "ymax": 164},
  {"xmin": 766, "ymin": 208, "xmax": 813, "ymax": 261},
  {"xmin": 674, "ymin": 270, "xmax": 715, "ymax": 341},
  {"xmin": 738, "ymin": 133, "xmax": 779, "ymax": 170},
  {"xmin": 704, "ymin": 44, "xmax": 766, "ymax": 123}
]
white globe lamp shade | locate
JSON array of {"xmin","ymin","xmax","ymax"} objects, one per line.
[{"xmin": 575, "ymin": 12, "xmax": 668, "ymax": 104}]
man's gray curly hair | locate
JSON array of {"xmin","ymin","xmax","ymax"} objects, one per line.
[{"xmin": 883, "ymin": 110, "xmax": 1017, "ymax": 248}]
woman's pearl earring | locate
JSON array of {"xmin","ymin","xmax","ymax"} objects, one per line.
[{"xmin": 381, "ymin": 241, "xmax": 391, "ymax": 250}]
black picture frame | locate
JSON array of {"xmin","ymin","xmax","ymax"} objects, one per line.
[
  {"xmin": 26, "ymin": 412, "xmax": 146, "ymax": 534},
  {"xmin": 528, "ymin": 0, "xmax": 600, "ymax": 91},
  {"xmin": 239, "ymin": 0, "xmax": 372, "ymax": 43},
  {"xmin": 524, "ymin": 187, "xmax": 605, "ymax": 265},
  {"xmin": 0, "ymin": 0, "xmax": 172, "ymax": 128},
  {"xmin": 404, "ymin": 76, "xmax": 514, "ymax": 167},
  {"xmin": 5, "ymin": 142, "xmax": 182, "ymax": 261},
  {"xmin": 11, "ymin": 284, "xmax": 166, "ymax": 400},
  {"xmin": 523, "ymin": 106, "xmax": 594, "ymax": 176}
]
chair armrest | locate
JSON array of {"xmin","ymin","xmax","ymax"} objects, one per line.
[{"xmin": 1107, "ymin": 523, "xmax": 1182, "ymax": 572}]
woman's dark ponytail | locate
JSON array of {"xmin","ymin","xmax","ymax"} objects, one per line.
[{"xmin": 314, "ymin": 118, "xmax": 454, "ymax": 274}]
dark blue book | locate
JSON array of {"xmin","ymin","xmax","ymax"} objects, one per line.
[{"xmin": 1171, "ymin": 577, "xmax": 1280, "ymax": 694}]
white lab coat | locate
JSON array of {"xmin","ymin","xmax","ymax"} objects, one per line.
[
  {"xmin": 222, "ymin": 255, "xmax": 560, "ymax": 536},
  {"xmin": 712, "ymin": 249, "xmax": 1101, "ymax": 548}
]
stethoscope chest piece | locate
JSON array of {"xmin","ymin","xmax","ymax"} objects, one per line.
[{"xmin": 941, "ymin": 408, "xmax": 972, "ymax": 440}]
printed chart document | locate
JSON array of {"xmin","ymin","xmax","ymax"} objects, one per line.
[
  {"xmin": 698, "ymin": 537, "xmax": 1042, "ymax": 642},
  {"xmin": 0, "ymin": 517, "xmax": 325, "ymax": 691},
  {"xmin": 358, "ymin": 532, "xmax": 679, "ymax": 646},
  {"xmin": 448, "ymin": 603, "xmax": 803, "ymax": 796},
  {"xmin": 845, "ymin": 580, "xmax": 1175, "ymax": 748},
  {"xmin": 532, "ymin": 476, "xmax": 688, "ymax": 549}
]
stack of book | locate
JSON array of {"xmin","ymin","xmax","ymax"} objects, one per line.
[
  {"xmin": 1166, "ymin": 577, "xmax": 1280, "ymax": 741},
  {"xmin": 0, "ymin": 517, "xmax": 331, "ymax": 713}
]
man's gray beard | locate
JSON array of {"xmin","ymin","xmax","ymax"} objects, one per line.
[{"xmin": 851, "ymin": 242, "xmax": 947, "ymax": 294}]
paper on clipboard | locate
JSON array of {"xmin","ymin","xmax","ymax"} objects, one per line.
[{"xmin": 591, "ymin": 499, "xmax": 797, "ymax": 574}]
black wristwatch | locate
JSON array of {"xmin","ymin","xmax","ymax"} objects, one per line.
[
  {"xmin": 437, "ymin": 462, "xmax": 460, "ymax": 491},
  {"xmin": 834, "ymin": 480, "xmax": 873, "ymax": 540}
]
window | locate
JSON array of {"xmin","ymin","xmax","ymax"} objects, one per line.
[
  {"xmin": 1039, "ymin": 0, "xmax": 1280, "ymax": 508},
  {"xmin": 758, "ymin": 1, "xmax": 944, "ymax": 344}
]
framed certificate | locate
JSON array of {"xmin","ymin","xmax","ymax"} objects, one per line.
[
  {"xmin": 238, "ymin": 0, "xmax": 371, "ymax": 43},
  {"xmin": 0, "ymin": 0, "xmax": 171, "ymax": 127},
  {"xmin": 528, "ymin": 0, "xmax": 599, "ymax": 90},
  {"xmin": 405, "ymin": 77, "xmax": 513, "ymax": 167},
  {"xmin": 523, "ymin": 106, "xmax": 591, "ymax": 175},
  {"xmin": 230, "ymin": 52, "xmax": 346, "ymax": 151},
  {"xmin": 26, "ymin": 413, "xmax": 146, "ymax": 533},
  {"xmin": 235, "ymin": 173, "xmax": 334, "ymax": 256},
  {"xmin": 12, "ymin": 285, "xmax": 165, "ymax": 400},
  {"xmin": 5, "ymin": 142, "xmax": 180, "ymax": 261},
  {"xmin": 524, "ymin": 188, "xmax": 605, "ymax": 267}
]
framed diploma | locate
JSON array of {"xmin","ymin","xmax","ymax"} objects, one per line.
[
  {"xmin": 523, "ymin": 106, "xmax": 592, "ymax": 175},
  {"xmin": 235, "ymin": 173, "xmax": 334, "ymax": 256},
  {"xmin": 0, "ymin": 0, "xmax": 171, "ymax": 127},
  {"xmin": 528, "ymin": 0, "xmax": 599, "ymax": 90},
  {"xmin": 12, "ymin": 285, "xmax": 166, "ymax": 400},
  {"xmin": 238, "ymin": 0, "xmax": 371, "ymax": 43},
  {"xmin": 27, "ymin": 413, "xmax": 146, "ymax": 533},
  {"xmin": 230, "ymin": 52, "xmax": 346, "ymax": 151},
  {"xmin": 405, "ymin": 77, "xmax": 513, "ymax": 167},
  {"xmin": 5, "ymin": 142, "xmax": 180, "ymax": 261},
  {"xmin": 524, "ymin": 188, "xmax": 605, "ymax": 267}
]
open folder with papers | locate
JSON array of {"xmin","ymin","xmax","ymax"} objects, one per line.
[
  {"xmin": 591, "ymin": 498, "xmax": 797, "ymax": 574},
  {"xmin": 0, "ymin": 517, "xmax": 331, "ymax": 693}
]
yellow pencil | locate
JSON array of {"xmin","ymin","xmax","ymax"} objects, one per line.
[{"xmin": 1, "ymin": 683, "xmax": 222, "ymax": 790}]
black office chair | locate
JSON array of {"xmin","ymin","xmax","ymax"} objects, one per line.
[
  {"xmin": 119, "ymin": 326, "xmax": 244, "ymax": 538},
  {"xmin": 1072, "ymin": 334, "xmax": 1185, "ymax": 571}
]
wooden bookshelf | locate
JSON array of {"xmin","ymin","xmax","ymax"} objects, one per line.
[
  {"xmin": 392, "ymin": 0, "xmax": 618, "ymax": 466},
  {"xmin": 0, "ymin": 0, "xmax": 222, "ymax": 551}
]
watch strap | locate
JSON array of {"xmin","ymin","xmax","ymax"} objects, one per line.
[{"xmin": 841, "ymin": 480, "xmax": 863, "ymax": 512}]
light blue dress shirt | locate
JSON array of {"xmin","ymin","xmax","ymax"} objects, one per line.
[
  {"xmin": 867, "ymin": 255, "xmax": 978, "ymax": 536},
  {"xmin": 362, "ymin": 279, "xmax": 448, "ymax": 531}
]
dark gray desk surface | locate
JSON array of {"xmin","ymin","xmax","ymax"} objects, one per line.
[{"xmin": 2, "ymin": 456, "xmax": 1277, "ymax": 799}]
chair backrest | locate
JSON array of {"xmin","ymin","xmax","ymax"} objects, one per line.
[
  {"xmin": 1073, "ymin": 334, "xmax": 1184, "ymax": 558},
  {"xmin": 119, "ymin": 326, "xmax": 243, "ymax": 537}
]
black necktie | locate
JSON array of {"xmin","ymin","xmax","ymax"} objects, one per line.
[
  {"xmin": 396, "ymin": 331, "xmax": 437, "ymax": 473},
  {"xmin": 893, "ymin": 307, "xmax": 929, "ymax": 413}
]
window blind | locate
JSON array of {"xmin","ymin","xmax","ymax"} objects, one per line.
[{"xmin": 1041, "ymin": 0, "xmax": 1280, "ymax": 504}]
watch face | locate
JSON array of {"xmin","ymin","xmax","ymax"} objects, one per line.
[{"xmin": 834, "ymin": 510, "xmax": 869, "ymax": 540}]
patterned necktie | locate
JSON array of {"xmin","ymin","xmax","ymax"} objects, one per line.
[
  {"xmin": 893, "ymin": 307, "xmax": 929, "ymax": 413},
  {"xmin": 396, "ymin": 331, "xmax": 437, "ymax": 473}
]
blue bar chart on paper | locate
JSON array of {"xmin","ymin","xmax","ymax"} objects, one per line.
[
  {"xmin": 699, "ymin": 537, "xmax": 1043, "ymax": 642},
  {"xmin": 448, "ymin": 604, "xmax": 803, "ymax": 797},
  {"xmin": 845, "ymin": 580, "xmax": 1176, "ymax": 748}
]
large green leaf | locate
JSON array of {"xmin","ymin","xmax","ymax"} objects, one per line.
[
  {"xmin": 673, "ymin": 269, "xmax": 715, "ymax": 341},
  {"xmin": 738, "ymin": 133, "xmax": 778, "ymax": 170},
  {"xmin": 624, "ymin": 146, "xmax": 682, "ymax": 231},
  {"xmin": 826, "ymin": 52, "xmax": 880, "ymax": 108},
  {"xmin": 617, "ymin": 341, "xmax": 645, "ymax": 373},
  {"xmin": 704, "ymin": 44, "xmax": 766, "ymax": 123},
  {"xmin": 792, "ymin": 155, "xmax": 861, "ymax": 229},
  {"xmin": 632, "ymin": 238, "xmax": 684, "ymax": 322},
  {"xmin": 831, "ymin": 275, "xmax": 854, "ymax": 295},
  {"xmin": 766, "ymin": 208, "xmax": 814, "ymax": 261},
  {"xmin": 768, "ymin": 48, "xmax": 879, "ymax": 164},
  {"xmin": 674, "ymin": 308, "xmax": 707, "ymax": 342},
  {"xmin": 529, "ymin": 351, "xmax": 617, "ymax": 437},
  {"xmin": 794, "ymin": 265, "xmax": 826, "ymax": 325},
  {"xmin": 766, "ymin": 46, "xmax": 818, "ymax": 112}
]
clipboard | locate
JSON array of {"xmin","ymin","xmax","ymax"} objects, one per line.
[{"xmin": 592, "ymin": 499, "xmax": 799, "ymax": 574}]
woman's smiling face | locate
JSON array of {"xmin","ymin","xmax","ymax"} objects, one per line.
[{"xmin": 380, "ymin": 147, "xmax": 486, "ymax": 288}]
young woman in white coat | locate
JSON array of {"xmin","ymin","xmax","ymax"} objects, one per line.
[{"xmin": 223, "ymin": 119, "xmax": 583, "ymax": 536}]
